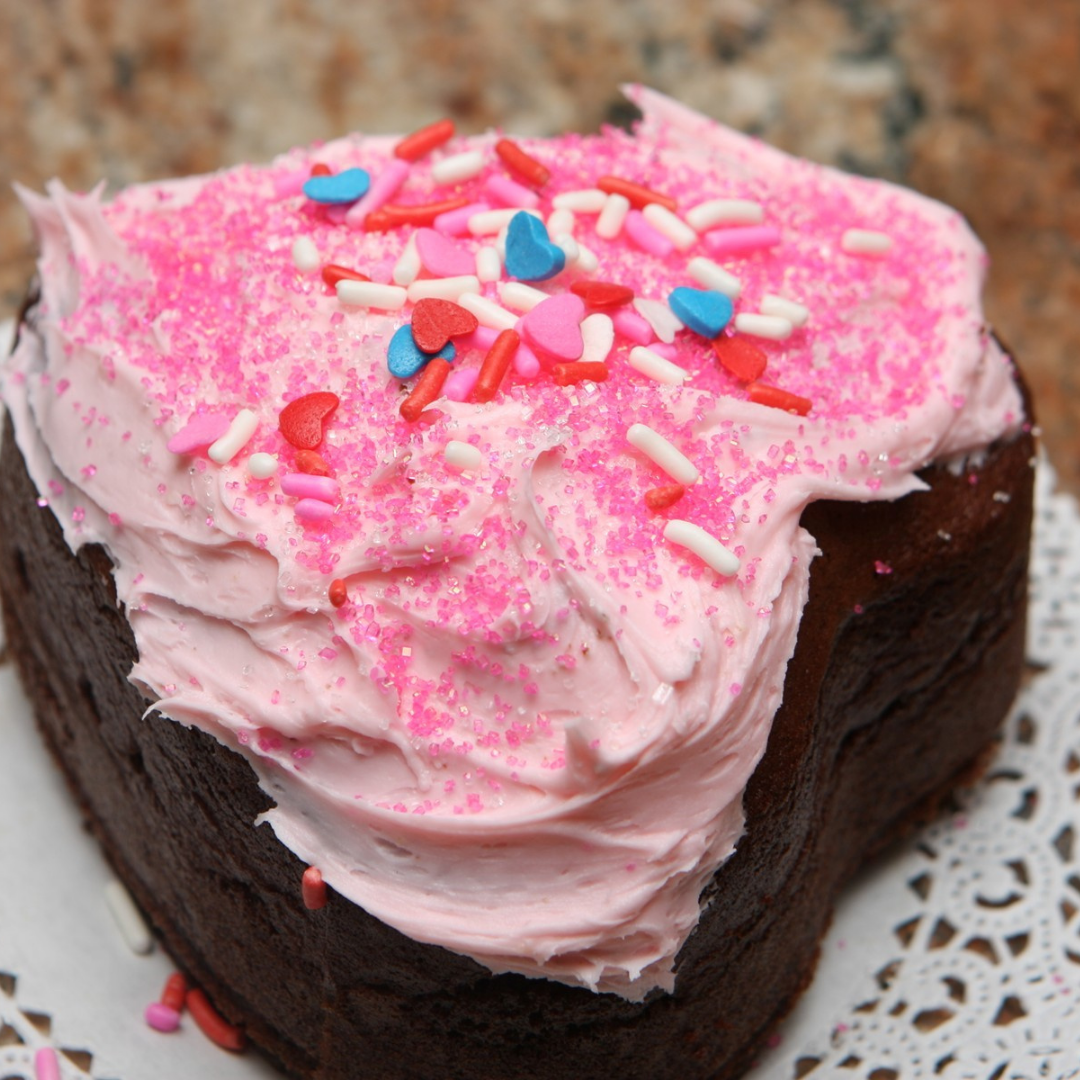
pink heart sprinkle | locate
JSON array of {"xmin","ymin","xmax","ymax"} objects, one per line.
[
  {"xmin": 520, "ymin": 294, "xmax": 585, "ymax": 361},
  {"xmin": 167, "ymin": 413, "xmax": 231, "ymax": 455},
  {"xmin": 415, "ymin": 228, "xmax": 475, "ymax": 278}
]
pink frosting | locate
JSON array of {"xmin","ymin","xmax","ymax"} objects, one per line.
[{"xmin": 3, "ymin": 87, "xmax": 1022, "ymax": 999}]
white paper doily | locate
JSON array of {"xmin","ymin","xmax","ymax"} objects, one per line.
[{"xmin": 1, "ymin": 452, "xmax": 1076, "ymax": 1079}]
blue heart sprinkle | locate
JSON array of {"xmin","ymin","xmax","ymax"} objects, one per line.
[
  {"xmin": 302, "ymin": 167, "xmax": 371, "ymax": 205},
  {"xmin": 505, "ymin": 212, "xmax": 566, "ymax": 282},
  {"xmin": 668, "ymin": 287, "xmax": 734, "ymax": 339},
  {"xmin": 387, "ymin": 324, "xmax": 455, "ymax": 379}
]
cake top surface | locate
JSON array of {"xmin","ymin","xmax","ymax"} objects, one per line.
[{"xmin": 5, "ymin": 86, "xmax": 1021, "ymax": 997}]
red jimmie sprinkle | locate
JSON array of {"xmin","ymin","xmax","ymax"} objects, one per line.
[
  {"xmin": 748, "ymin": 382, "xmax": 813, "ymax": 416},
  {"xmin": 400, "ymin": 358, "xmax": 452, "ymax": 422},
  {"xmin": 160, "ymin": 973, "xmax": 188, "ymax": 1014},
  {"xmin": 644, "ymin": 483, "xmax": 686, "ymax": 511},
  {"xmin": 714, "ymin": 336, "xmax": 768, "ymax": 383},
  {"xmin": 295, "ymin": 449, "xmax": 332, "ymax": 476},
  {"xmin": 570, "ymin": 280, "xmax": 635, "ymax": 310},
  {"xmin": 186, "ymin": 988, "xmax": 246, "ymax": 1053},
  {"xmin": 309, "ymin": 163, "xmax": 332, "ymax": 177},
  {"xmin": 302, "ymin": 866, "xmax": 329, "ymax": 908},
  {"xmin": 328, "ymin": 580, "xmax": 348, "ymax": 608},
  {"xmin": 474, "ymin": 329, "xmax": 520, "ymax": 403},
  {"xmin": 364, "ymin": 197, "xmax": 472, "ymax": 232},
  {"xmin": 597, "ymin": 175, "xmax": 677, "ymax": 213},
  {"xmin": 321, "ymin": 264, "xmax": 370, "ymax": 290},
  {"xmin": 552, "ymin": 361, "xmax": 609, "ymax": 386},
  {"xmin": 394, "ymin": 118, "xmax": 455, "ymax": 162},
  {"xmin": 279, "ymin": 392, "xmax": 340, "ymax": 450},
  {"xmin": 495, "ymin": 139, "xmax": 550, "ymax": 187}
]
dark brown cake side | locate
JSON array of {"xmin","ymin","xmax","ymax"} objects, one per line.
[{"xmin": 0, "ymin": 402, "xmax": 1034, "ymax": 1080}]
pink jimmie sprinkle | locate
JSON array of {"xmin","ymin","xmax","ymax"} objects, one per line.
[
  {"xmin": 434, "ymin": 201, "xmax": 491, "ymax": 236},
  {"xmin": 484, "ymin": 174, "xmax": 541, "ymax": 210},
  {"xmin": 624, "ymin": 209, "xmax": 675, "ymax": 258},
  {"xmin": 874, "ymin": 560, "xmax": 893, "ymax": 575},
  {"xmin": 703, "ymin": 225, "xmax": 782, "ymax": 257},
  {"xmin": 145, "ymin": 1001, "xmax": 182, "ymax": 1033},
  {"xmin": 612, "ymin": 308, "xmax": 654, "ymax": 345},
  {"xmin": 166, "ymin": 413, "xmax": 231, "ymax": 455},
  {"xmin": 514, "ymin": 340, "xmax": 542, "ymax": 379},
  {"xmin": 34, "ymin": 1049, "xmax": 62, "ymax": 1080},
  {"xmin": 345, "ymin": 158, "xmax": 410, "ymax": 227},
  {"xmin": 295, "ymin": 498, "xmax": 335, "ymax": 523},
  {"xmin": 460, "ymin": 325, "xmax": 500, "ymax": 352},
  {"xmin": 281, "ymin": 473, "xmax": 341, "ymax": 503},
  {"xmin": 445, "ymin": 367, "xmax": 480, "ymax": 402}
]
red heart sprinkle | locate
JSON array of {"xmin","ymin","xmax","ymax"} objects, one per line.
[
  {"xmin": 279, "ymin": 392, "xmax": 340, "ymax": 450},
  {"xmin": 295, "ymin": 449, "xmax": 332, "ymax": 476},
  {"xmin": 411, "ymin": 298, "xmax": 479, "ymax": 353},
  {"xmin": 713, "ymin": 336, "xmax": 767, "ymax": 383},
  {"xmin": 570, "ymin": 280, "xmax": 635, "ymax": 310}
]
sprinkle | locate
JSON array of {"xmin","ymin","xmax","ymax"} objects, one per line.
[
  {"xmin": 597, "ymin": 175, "xmax": 677, "ymax": 212},
  {"xmin": 687, "ymin": 256, "xmax": 742, "ymax": 299},
  {"xmin": 415, "ymin": 227, "xmax": 476, "ymax": 278},
  {"xmin": 329, "ymin": 580, "xmax": 348, "ymax": 608},
  {"xmin": 294, "ymin": 498, "xmax": 334, "ymax": 523},
  {"xmin": 388, "ymin": 323, "xmax": 455, "ymax": 377},
  {"xmin": 322, "ymin": 264, "xmax": 371, "ymax": 290},
  {"xmin": 392, "ymin": 234, "xmax": 422, "ymax": 286},
  {"xmin": 295, "ymin": 449, "xmax": 331, "ymax": 476},
  {"xmin": 624, "ymin": 210, "xmax": 675, "ymax": 258},
  {"xmin": 572, "ymin": 241, "xmax": 599, "ymax": 274},
  {"xmin": 748, "ymin": 382, "xmax": 812, "ymax": 415},
  {"xmin": 445, "ymin": 440, "xmax": 484, "ymax": 471},
  {"xmin": 291, "ymin": 236, "xmax": 320, "ymax": 272},
  {"xmin": 612, "ymin": 309, "xmax": 655, "ymax": 345},
  {"xmin": 411, "ymin": 297, "xmax": 479, "ymax": 352},
  {"xmin": 279, "ymin": 392, "xmax": 339, "ymax": 450},
  {"xmin": 645, "ymin": 483, "xmax": 686, "ymax": 511},
  {"xmin": 345, "ymin": 158, "xmax": 411, "ymax": 227},
  {"xmin": 161, "ymin": 973, "xmax": 188, "ymax": 1014},
  {"xmin": 580, "ymin": 312, "xmax": 615, "ymax": 364},
  {"xmin": 336, "ymin": 280, "xmax": 408, "ymax": 309},
  {"xmin": 703, "ymin": 225, "xmax": 782, "ymax": 257},
  {"xmin": 713, "ymin": 336, "xmax": 767, "ymax": 382},
  {"xmin": 167, "ymin": 413, "xmax": 231, "ymax": 455},
  {"xmin": 458, "ymin": 293, "xmax": 519, "ymax": 331},
  {"xmin": 627, "ymin": 423, "xmax": 699, "ymax": 484},
  {"xmin": 668, "ymin": 287, "xmax": 733, "ymax": 339},
  {"xmin": 571, "ymin": 280, "xmax": 635, "ymax": 310},
  {"xmin": 365, "ymin": 197, "xmax": 471, "ymax": 230},
  {"xmin": 282, "ymin": 473, "xmax": 340, "ymax": 503},
  {"xmin": 553, "ymin": 188, "xmax": 607, "ymax": 213},
  {"xmin": 434, "ymin": 201, "xmax": 490, "ymax": 236},
  {"xmin": 467, "ymin": 208, "xmax": 532, "ymax": 235},
  {"xmin": 401, "ymin": 358, "xmax": 453, "ymax": 421},
  {"xmin": 642, "ymin": 203, "xmax": 697, "ymax": 250},
  {"xmin": 444, "ymin": 366, "xmax": 480, "ymax": 401},
  {"xmin": 734, "ymin": 313, "xmax": 794, "ymax": 340},
  {"xmin": 247, "ymin": 453, "xmax": 278, "ymax": 479},
  {"xmin": 551, "ymin": 233, "xmax": 579, "ymax": 265},
  {"xmin": 302, "ymin": 866, "xmax": 328, "ymax": 909},
  {"xmin": 310, "ymin": 163, "xmax": 332, "ymax": 177},
  {"xmin": 474, "ymin": 329, "xmax": 520, "ymax": 403},
  {"xmin": 145, "ymin": 1001, "xmax": 182, "ymax": 1033},
  {"xmin": 406, "ymin": 275, "xmax": 481, "ymax": 303},
  {"xmin": 504, "ymin": 212, "xmax": 566, "ymax": 281},
  {"xmin": 484, "ymin": 173, "xmax": 541, "ymax": 209},
  {"xmin": 514, "ymin": 341, "xmax": 541, "ymax": 379},
  {"xmin": 475, "ymin": 245, "xmax": 502, "ymax": 283},
  {"xmin": 208, "ymin": 409, "xmax": 258, "ymax": 465},
  {"xmin": 841, "ymin": 228, "xmax": 893, "ymax": 256},
  {"xmin": 546, "ymin": 208, "xmax": 575, "ymax": 236},
  {"xmin": 498, "ymin": 281, "xmax": 548, "ymax": 312},
  {"xmin": 394, "ymin": 118, "xmax": 455, "ymax": 161},
  {"xmin": 633, "ymin": 297, "xmax": 684, "ymax": 343},
  {"xmin": 874, "ymin": 560, "xmax": 893, "ymax": 575},
  {"xmin": 520, "ymin": 293, "xmax": 585, "ymax": 361},
  {"xmin": 664, "ymin": 519, "xmax": 740, "ymax": 576},
  {"xmin": 494, "ymin": 138, "xmax": 551, "ymax": 186},
  {"xmin": 303, "ymin": 168, "xmax": 370, "ymax": 205},
  {"xmin": 761, "ymin": 294, "xmax": 810, "ymax": 328},
  {"xmin": 104, "ymin": 878, "xmax": 153, "ymax": 954},
  {"xmin": 553, "ymin": 361, "xmax": 609, "ymax": 386},
  {"xmin": 186, "ymin": 988, "xmax": 247, "ymax": 1052},
  {"xmin": 685, "ymin": 198, "xmax": 764, "ymax": 231},
  {"xmin": 630, "ymin": 345, "xmax": 686, "ymax": 388},
  {"xmin": 431, "ymin": 149, "xmax": 486, "ymax": 186},
  {"xmin": 595, "ymin": 193, "xmax": 631, "ymax": 239},
  {"xmin": 34, "ymin": 1048, "xmax": 61, "ymax": 1080}
]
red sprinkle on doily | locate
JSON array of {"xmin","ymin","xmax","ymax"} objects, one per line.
[
  {"xmin": 279, "ymin": 392, "xmax": 340, "ymax": 450},
  {"xmin": 328, "ymin": 579, "xmax": 348, "ymax": 608},
  {"xmin": 552, "ymin": 361, "xmax": 609, "ymax": 386},
  {"xmin": 644, "ymin": 483, "xmax": 686, "ymax": 511},
  {"xmin": 411, "ymin": 298, "xmax": 479, "ymax": 353},
  {"xmin": 570, "ymin": 280, "xmax": 635, "ymax": 310},
  {"xmin": 186, "ymin": 988, "xmax": 247, "ymax": 1052},
  {"xmin": 747, "ymin": 382, "xmax": 813, "ymax": 416},
  {"xmin": 161, "ymin": 972, "xmax": 188, "ymax": 1014},
  {"xmin": 714, "ymin": 336, "xmax": 768, "ymax": 382},
  {"xmin": 302, "ymin": 866, "xmax": 329, "ymax": 908},
  {"xmin": 295, "ymin": 449, "xmax": 332, "ymax": 476},
  {"xmin": 321, "ymin": 264, "xmax": 370, "ymax": 289},
  {"xmin": 401, "ymin": 358, "xmax": 452, "ymax": 422},
  {"xmin": 394, "ymin": 119, "xmax": 455, "ymax": 162},
  {"xmin": 597, "ymin": 175, "xmax": 677, "ymax": 212},
  {"xmin": 474, "ymin": 329, "xmax": 520, "ymax": 403},
  {"xmin": 495, "ymin": 139, "xmax": 550, "ymax": 187}
]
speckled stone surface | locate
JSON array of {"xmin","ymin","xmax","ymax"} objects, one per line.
[{"xmin": 2, "ymin": 0, "xmax": 1076, "ymax": 489}]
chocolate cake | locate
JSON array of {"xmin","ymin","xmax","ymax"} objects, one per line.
[{"xmin": 0, "ymin": 87, "xmax": 1033, "ymax": 1078}]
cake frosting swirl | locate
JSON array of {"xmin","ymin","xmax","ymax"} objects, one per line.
[{"xmin": 4, "ymin": 87, "xmax": 1021, "ymax": 999}]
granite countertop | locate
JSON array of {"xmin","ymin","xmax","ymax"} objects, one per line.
[{"xmin": 2, "ymin": 0, "xmax": 1076, "ymax": 490}]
